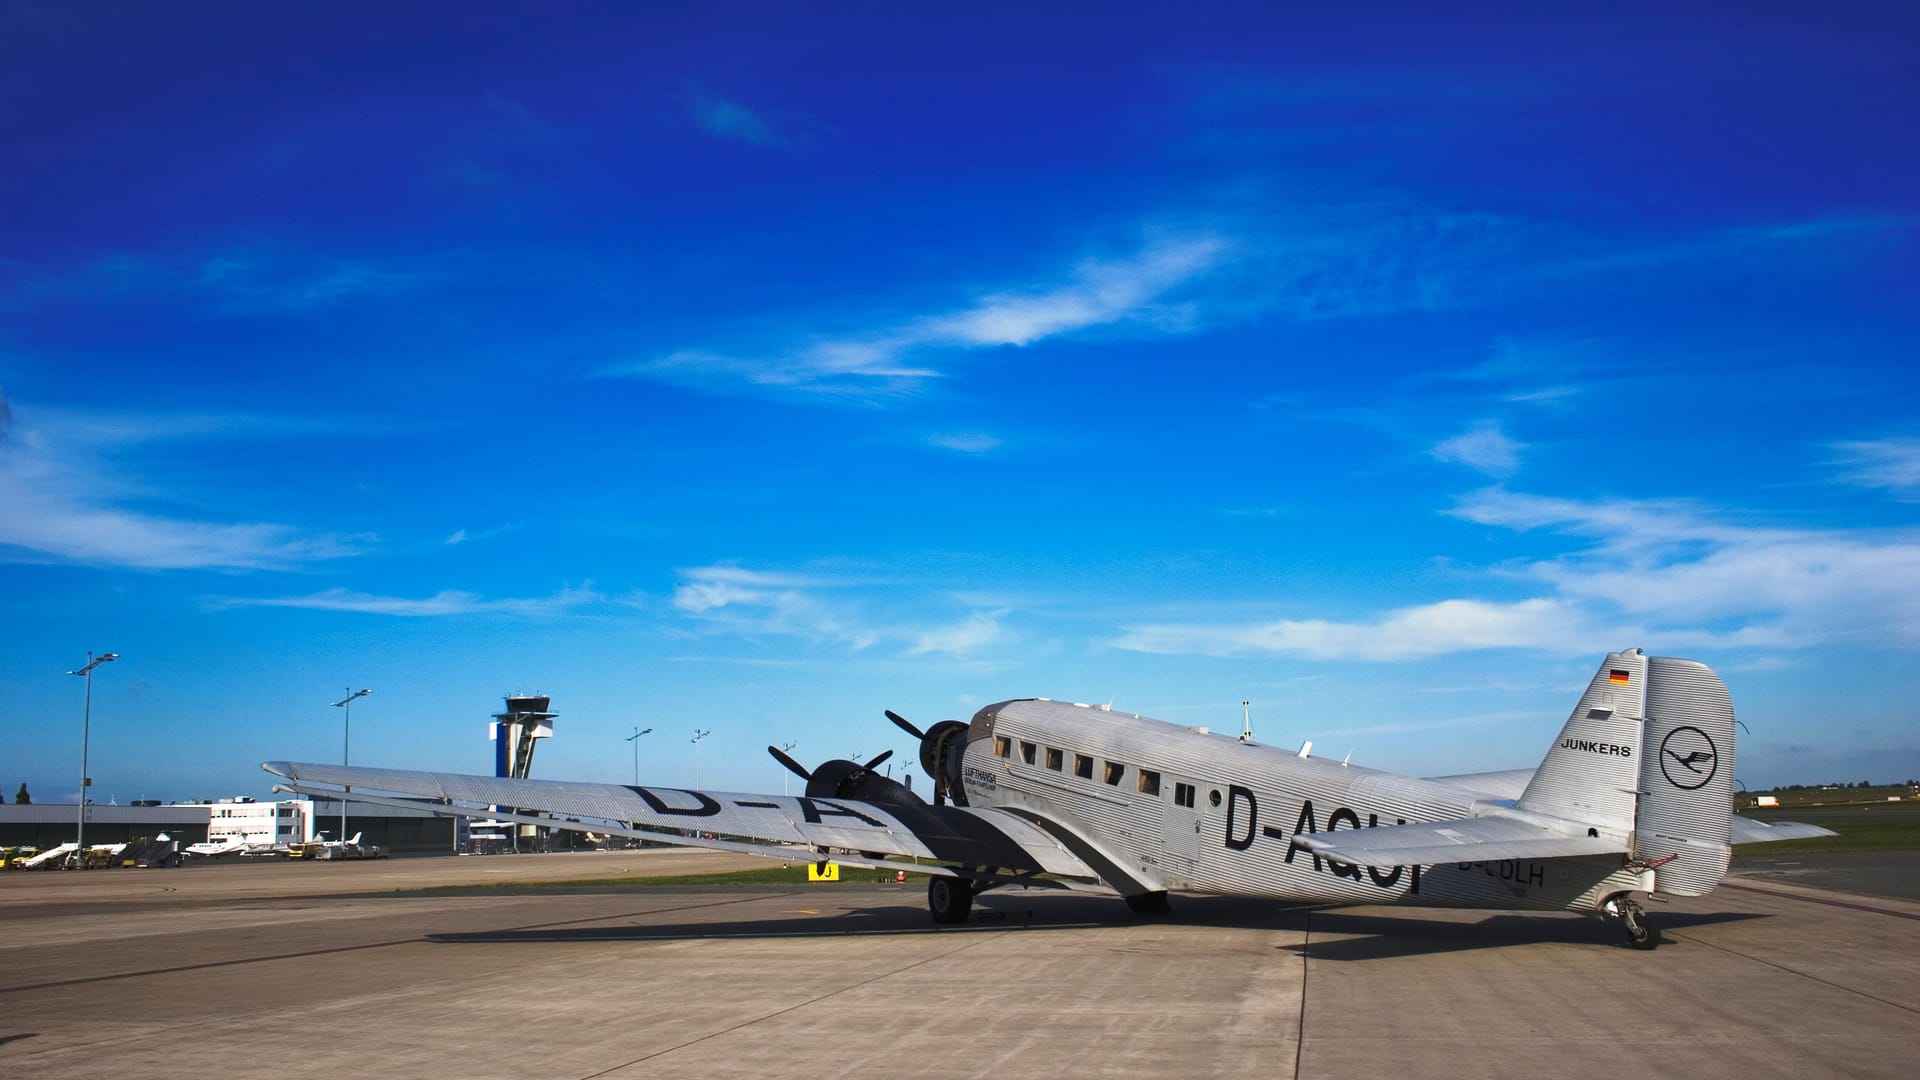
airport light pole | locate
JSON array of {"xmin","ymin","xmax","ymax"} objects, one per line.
[
  {"xmin": 69, "ymin": 651, "xmax": 119, "ymax": 866},
  {"xmin": 779, "ymin": 741, "xmax": 797, "ymax": 795},
  {"xmin": 625, "ymin": 726, "xmax": 653, "ymax": 786},
  {"xmin": 692, "ymin": 728, "xmax": 711, "ymax": 788},
  {"xmin": 332, "ymin": 688, "xmax": 370, "ymax": 842}
]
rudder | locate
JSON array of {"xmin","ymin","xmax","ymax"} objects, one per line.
[{"xmin": 1634, "ymin": 656, "xmax": 1735, "ymax": 896}]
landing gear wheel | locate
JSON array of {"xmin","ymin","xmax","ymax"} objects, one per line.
[
  {"xmin": 1124, "ymin": 891, "xmax": 1171, "ymax": 915},
  {"xmin": 928, "ymin": 876, "xmax": 973, "ymax": 924},
  {"xmin": 1616, "ymin": 898, "xmax": 1660, "ymax": 950}
]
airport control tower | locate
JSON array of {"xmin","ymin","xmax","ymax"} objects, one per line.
[
  {"xmin": 484, "ymin": 695, "xmax": 557, "ymax": 853},
  {"xmin": 490, "ymin": 694, "xmax": 556, "ymax": 780}
]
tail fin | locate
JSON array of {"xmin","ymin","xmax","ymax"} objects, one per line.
[
  {"xmin": 1633, "ymin": 656, "xmax": 1735, "ymax": 895},
  {"xmin": 1518, "ymin": 649, "xmax": 1649, "ymax": 834},
  {"xmin": 1519, "ymin": 649, "xmax": 1735, "ymax": 897}
]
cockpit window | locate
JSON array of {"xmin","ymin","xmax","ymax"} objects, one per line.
[{"xmin": 993, "ymin": 736, "xmax": 1010, "ymax": 758}]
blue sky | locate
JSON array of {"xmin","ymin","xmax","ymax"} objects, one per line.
[{"xmin": 4, "ymin": 4, "xmax": 1916, "ymax": 804}]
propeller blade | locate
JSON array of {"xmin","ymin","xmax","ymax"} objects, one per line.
[
  {"xmin": 768, "ymin": 745, "xmax": 812, "ymax": 782},
  {"xmin": 863, "ymin": 749, "xmax": 894, "ymax": 770},
  {"xmin": 885, "ymin": 709, "xmax": 924, "ymax": 739}
]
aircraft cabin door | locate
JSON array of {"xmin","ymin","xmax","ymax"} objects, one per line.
[{"xmin": 1162, "ymin": 775, "xmax": 1202, "ymax": 885}]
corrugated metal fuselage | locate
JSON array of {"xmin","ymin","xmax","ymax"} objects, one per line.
[{"xmin": 961, "ymin": 699, "xmax": 1650, "ymax": 913}]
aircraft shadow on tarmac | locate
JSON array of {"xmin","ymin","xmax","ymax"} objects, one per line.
[
  {"xmin": 1279, "ymin": 909, "xmax": 1763, "ymax": 961},
  {"xmin": 422, "ymin": 891, "xmax": 1761, "ymax": 957}
]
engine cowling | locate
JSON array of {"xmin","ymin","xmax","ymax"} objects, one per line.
[
  {"xmin": 802, "ymin": 759, "xmax": 924, "ymax": 807},
  {"xmin": 918, "ymin": 720, "xmax": 971, "ymax": 806}
]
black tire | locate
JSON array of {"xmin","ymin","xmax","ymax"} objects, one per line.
[
  {"xmin": 928, "ymin": 876, "xmax": 973, "ymax": 924},
  {"xmin": 1124, "ymin": 892, "xmax": 1171, "ymax": 915},
  {"xmin": 1622, "ymin": 908, "xmax": 1660, "ymax": 950}
]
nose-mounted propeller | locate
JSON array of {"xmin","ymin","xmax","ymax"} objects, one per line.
[{"xmin": 887, "ymin": 709, "xmax": 971, "ymax": 807}]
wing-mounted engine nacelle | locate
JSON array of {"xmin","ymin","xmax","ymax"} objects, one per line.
[
  {"xmin": 802, "ymin": 757, "xmax": 925, "ymax": 807},
  {"xmin": 768, "ymin": 746, "xmax": 925, "ymax": 807}
]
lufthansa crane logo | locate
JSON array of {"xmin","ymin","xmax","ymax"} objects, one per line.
[{"xmin": 1658, "ymin": 726, "xmax": 1719, "ymax": 791}]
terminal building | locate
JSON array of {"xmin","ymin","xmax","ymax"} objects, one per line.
[{"xmin": 3, "ymin": 692, "xmax": 570, "ymax": 857}]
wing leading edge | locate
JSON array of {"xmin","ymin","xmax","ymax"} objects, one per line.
[{"xmin": 261, "ymin": 761, "xmax": 1103, "ymax": 885}]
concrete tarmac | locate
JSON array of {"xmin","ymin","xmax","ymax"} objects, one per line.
[{"xmin": 2, "ymin": 850, "xmax": 1915, "ymax": 1080}]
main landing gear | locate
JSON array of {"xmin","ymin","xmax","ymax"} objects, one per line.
[
  {"xmin": 1603, "ymin": 894, "xmax": 1661, "ymax": 950},
  {"xmin": 928, "ymin": 876, "xmax": 973, "ymax": 924}
]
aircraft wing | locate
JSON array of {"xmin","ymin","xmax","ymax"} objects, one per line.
[
  {"xmin": 261, "ymin": 761, "xmax": 1104, "ymax": 885},
  {"xmin": 1291, "ymin": 814, "xmax": 1627, "ymax": 866},
  {"xmin": 1730, "ymin": 815, "xmax": 1837, "ymax": 843}
]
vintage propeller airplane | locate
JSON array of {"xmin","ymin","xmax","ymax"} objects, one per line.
[{"xmin": 264, "ymin": 649, "xmax": 1831, "ymax": 949}]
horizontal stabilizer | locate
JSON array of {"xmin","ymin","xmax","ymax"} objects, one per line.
[
  {"xmin": 1425, "ymin": 768, "xmax": 1534, "ymax": 801},
  {"xmin": 1293, "ymin": 815, "xmax": 1627, "ymax": 867},
  {"xmin": 1730, "ymin": 816, "xmax": 1837, "ymax": 844}
]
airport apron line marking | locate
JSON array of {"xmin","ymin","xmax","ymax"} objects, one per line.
[
  {"xmin": 1719, "ymin": 881, "xmax": 1920, "ymax": 921},
  {"xmin": 0, "ymin": 892, "xmax": 795, "ymax": 997},
  {"xmin": 575, "ymin": 932, "xmax": 1007, "ymax": 1080},
  {"xmin": 1664, "ymin": 931, "xmax": 1920, "ymax": 1017},
  {"xmin": 1291, "ymin": 910, "xmax": 1311, "ymax": 1080}
]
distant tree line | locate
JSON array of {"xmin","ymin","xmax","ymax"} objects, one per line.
[{"xmin": 1759, "ymin": 780, "xmax": 1918, "ymax": 792}]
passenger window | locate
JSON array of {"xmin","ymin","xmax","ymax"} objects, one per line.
[
  {"xmin": 1073, "ymin": 753, "xmax": 1094, "ymax": 779},
  {"xmin": 1019, "ymin": 741, "xmax": 1036, "ymax": 765},
  {"xmin": 993, "ymin": 736, "xmax": 1010, "ymax": 758},
  {"xmin": 1045, "ymin": 747, "xmax": 1064, "ymax": 771},
  {"xmin": 1174, "ymin": 782, "xmax": 1196, "ymax": 808},
  {"xmin": 1137, "ymin": 769, "xmax": 1161, "ymax": 796},
  {"xmin": 1103, "ymin": 761, "xmax": 1124, "ymax": 786}
]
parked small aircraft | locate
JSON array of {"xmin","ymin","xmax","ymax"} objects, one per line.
[
  {"xmin": 265, "ymin": 650, "xmax": 1830, "ymax": 948},
  {"xmin": 185, "ymin": 836, "xmax": 250, "ymax": 859}
]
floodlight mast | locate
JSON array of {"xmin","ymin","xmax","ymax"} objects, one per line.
[
  {"xmin": 625, "ymin": 726, "xmax": 653, "ymax": 786},
  {"xmin": 331, "ymin": 689, "xmax": 371, "ymax": 843},
  {"xmin": 69, "ymin": 651, "xmax": 119, "ymax": 866},
  {"xmin": 692, "ymin": 729, "xmax": 711, "ymax": 788}
]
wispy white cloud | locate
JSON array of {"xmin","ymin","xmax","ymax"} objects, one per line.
[
  {"xmin": 688, "ymin": 91, "xmax": 783, "ymax": 147},
  {"xmin": 1829, "ymin": 437, "xmax": 1920, "ymax": 500},
  {"xmin": 910, "ymin": 611, "xmax": 1009, "ymax": 656},
  {"xmin": 442, "ymin": 522, "xmax": 524, "ymax": 547},
  {"xmin": 1430, "ymin": 420, "xmax": 1523, "ymax": 477},
  {"xmin": 0, "ymin": 395, "xmax": 362, "ymax": 571},
  {"xmin": 217, "ymin": 584, "xmax": 601, "ymax": 617},
  {"xmin": 1116, "ymin": 598, "xmax": 1607, "ymax": 662},
  {"xmin": 681, "ymin": 87, "xmax": 828, "ymax": 150},
  {"xmin": 609, "ymin": 202, "xmax": 1905, "ymax": 407},
  {"xmin": 926, "ymin": 432, "xmax": 1003, "ymax": 455},
  {"xmin": 671, "ymin": 564, "xmax": 1011, "ymax": 657},
  {"xmin": 1453, "ymin": 488, "xmax": 1920, "ymax": 647},
  {"xmin": 1116, "ymin": 483, "xmax": 1920, "ymax": 663},
  {"xmin": 605, "ymin": 232, "xmax": 1231, "ymax": 399},
  {"xmin": 1, "ymin": 248, "xmax": 430, "ymax": 317}
]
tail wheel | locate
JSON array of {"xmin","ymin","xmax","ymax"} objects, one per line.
[
  {"xmin": 928, "ymin": 876, "xmax": 973, "ymax": 924},
  {"xmin": 1621, "ymin": 905, "xmax": 1660, "ymax": 950},
  {"xmin": 1608, "ymin": 895, "xmax": 1661, "ymax": 950}
]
